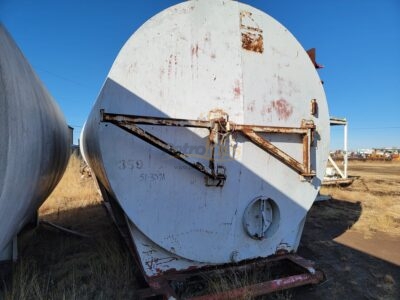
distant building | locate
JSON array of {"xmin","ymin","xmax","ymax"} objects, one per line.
[
  {"xmin": 68, "ymin": 125, "xmax": 74, "ymax": 147},
  {"xmin": 357, "ymin": 149, "xmax": 374, "ymax": 155}
]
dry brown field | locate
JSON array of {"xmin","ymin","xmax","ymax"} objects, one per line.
[{"xmin": 1, "ymin": 157, "xmax": 399, "ymax": 299}]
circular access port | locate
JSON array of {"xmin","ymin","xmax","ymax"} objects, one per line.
[{"xmin": 243, "ymin": 197, "xmax": 279, "ymax": 240}]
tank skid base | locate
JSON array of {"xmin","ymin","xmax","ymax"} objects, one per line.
[
  {"xmin": 100, "ymin": 182, "xmax": 324, "ymax": 299},
  {"xmin": 137, "ymin": 254, "xmax": 324, "ymax": 299}
]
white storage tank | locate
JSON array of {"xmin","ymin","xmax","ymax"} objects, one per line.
[
  {"xmin": 82, "ymin": 0, "xmax": 329, "ymax": 287},
  {"xmin": 0, "ymin": 25, "xmax": 70, "ymax": 261}
]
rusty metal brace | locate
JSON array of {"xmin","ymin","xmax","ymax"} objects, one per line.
[
  {"xmin": 100, "ymin": 110, "xmax": 316, "ymax": 183},
  {"xmin": 135, "ymin": 254, "xmax": 324, "ymax": 299}
]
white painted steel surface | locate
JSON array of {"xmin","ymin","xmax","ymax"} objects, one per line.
[
  {"xmin": 0, "ymin": 25, "xmax": 70, "ymax": 257},
  {"xmin": 83, "ymin": 0, "xmax": 330, "ymax": 273}
]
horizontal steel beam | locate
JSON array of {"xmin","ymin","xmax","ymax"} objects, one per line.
[{"xmin": 101, "ymin": 110, "xmax": 314, "ymax": 134}]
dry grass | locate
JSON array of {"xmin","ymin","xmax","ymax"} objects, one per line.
[
  {"xmin": 40, "ymin": 154, "xmax": 101, "ymax": 217},
  {"xmin": 320, "ymin": 161, "xmax": 400, "ymax": 238},
  {"xmin": 172, "ymin": 266, "xmax": 293, "ymax": 299},
  {"xmin": 1, "ymin": 153, "xmax": 138, "ymax": 300},
  {"xmin": 186, "ymin": 259, "xmax": 298, "ymax": 300},
  {"xmin": 3, "ymin": 240, "xmax": 137, "ymax": 300},
  {"xmin": 206, "ymin": 273, "xmax": 293, "ymax": 300},
  {"xmin": 205, "ymin": 269, "xmax": 260, "ymax": 300}
]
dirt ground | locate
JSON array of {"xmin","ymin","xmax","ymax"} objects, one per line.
[{"xmin": 1, "ymin": 158, "xmax": 399, "ymax": 299}]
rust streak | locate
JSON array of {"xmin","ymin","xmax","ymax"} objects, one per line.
[
  {"xmin": 191, "ymin": 44, "xmax": 199, "ymax": 58},
  {"xmin": 233, "ymin": 80, "xmax": 241, "ymax": 98},
  {"xmin": 167, "ymin": 54, "xmax": 173, "ymax": 77},
  {"xmin": 303, "ymin": 133, "xmax": 310, "ymax": 175},
  {"xmin": 272, "ymin": 99, "xmax": 293, "ymax": 121},
  {"xmin": 240, "ymin": 24, "xmax": 263, "ymax": 33}
]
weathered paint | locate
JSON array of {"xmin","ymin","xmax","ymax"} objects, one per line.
[
  {"xmin": 82, "ymin": 0, "xmax": 329, "ymax": 279},
  {"xmin": 271, "ymin": 99, "xmax": 293, "ymax": 121},
  {"xmin": 0, "ymin": 25, "xmax": 69, "ymax": 259}
]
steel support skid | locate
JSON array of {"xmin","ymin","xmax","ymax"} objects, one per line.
[{"xmin": 136, "ymin": 254, "xmax": 324, "ymax": 299}]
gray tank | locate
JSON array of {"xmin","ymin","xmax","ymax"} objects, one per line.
[{"xmin": 0, "ymin": 24, "xmax": 70, "ymax": 261}]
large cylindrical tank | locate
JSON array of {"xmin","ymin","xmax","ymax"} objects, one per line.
[
  {"xmin": 82, "ymin": 0, "xmax": 329, "ymax": 277},
  {"xmin": 0, "ymin": 25, "xmax": 70, "ymax": 257}
]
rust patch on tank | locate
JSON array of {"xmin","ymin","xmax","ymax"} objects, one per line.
[
  {"xmin": 241, "ymin": 32, "xmax": 264, "ymax": 53},
  {"xmin": 233, "ymin": 80, "xmax": 241, "ymax": 98},
  {"xmin": 240, "ymin": 11, "xmax": 264, "ymax": 53},
  {"xmin": 272, "ymin": 99, "xmax": 293, "ymax": 121}
]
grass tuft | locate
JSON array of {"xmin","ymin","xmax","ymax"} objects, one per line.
[{"xmin": 40, "ymin": 154, "xmax": 101, "ymax": 217}]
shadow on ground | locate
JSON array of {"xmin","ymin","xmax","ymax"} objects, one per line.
[{"xmin": 295, "ymin": 198, "xmax": 399, "ymax": 300}]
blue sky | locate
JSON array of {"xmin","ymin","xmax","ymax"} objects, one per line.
[{"xmin": 1, "ymin": 0, "xmax": 399, "ymax": 150}]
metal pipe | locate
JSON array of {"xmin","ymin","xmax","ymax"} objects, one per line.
[{"xmin": 344, "ymin": 121, "xmax": 348, "ymax": 179}]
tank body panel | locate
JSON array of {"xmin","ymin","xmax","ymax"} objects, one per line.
[{"xmin": 0, "ymin": 25, "xmax": 70, "ymax": 254}]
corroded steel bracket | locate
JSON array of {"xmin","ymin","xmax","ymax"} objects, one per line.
[
  {"xmin": 100, "ymin": 110, "xmax": 316, "ymax": 180},
  {"xmin": 100, "ymin": 110, "xmax": 225, "ymax": 185}
]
